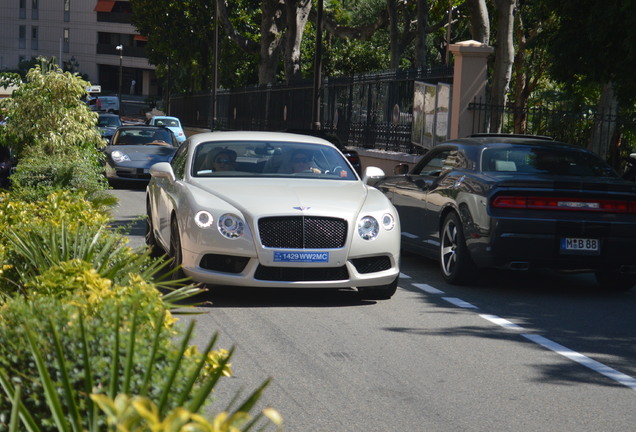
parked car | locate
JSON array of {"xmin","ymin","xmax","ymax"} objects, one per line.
[
  {"xmin": 146, "ymin": 115, "xmax": 186, "ymax": 143},
  {"xmin": 373, "ymin": 134, "xmax": 636, "ymax": 291},
  {"xmin": 88, "ymin": 95, "xmax": 120, "ymax": 114},
  {"xmin": 96, "ymin": 113, "xmax": 122, "ymax": 143},
  {"xmin": 103, "ymin": 125, "xmax": 179, "ymax": 184},
  {"xmin": 286, "ymin": 129, "xmax": 362, "ymax": 175},
  {"xmin": 146, "ymin": 131, "xmax": 401, "ymax": 299}
]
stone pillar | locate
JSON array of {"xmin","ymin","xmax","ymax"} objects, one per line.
[{"xmin": 449, "ymin": 40, "xmax": 494, "ymax": 139}]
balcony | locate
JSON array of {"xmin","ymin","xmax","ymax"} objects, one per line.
[
  {"xmin": 96, "ymin": 12, "xmax": 131, "ymax": 24},
  {"xmin": 97, "ymin": 44, "xmax": 147, "ymax": 59}
]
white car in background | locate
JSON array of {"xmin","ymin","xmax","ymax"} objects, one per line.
[
  {"xmin": 146, "ymin": 131, "xmax": 401, "ymax": 299},
  {"xmin": 88, "ymin": 95, "xmax": 120, "ymax": 114},
  {"xmin": 146, "ymin": 115, "xmax": 186, "ymax": 143}
]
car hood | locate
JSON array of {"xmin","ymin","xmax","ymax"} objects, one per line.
[
  {"xmin": 106, "ymin": 144, "xmax": 177, "ymax": 161},
  {"xmin": 190, "ymin": 178, "xmax": 370, "ymax": 218},
  {"xmin": 98, "ymin": 127, "xmax": 117, "ymax": 136}
]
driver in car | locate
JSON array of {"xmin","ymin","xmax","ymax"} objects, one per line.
[{"xmin": 290, "ymin": 150, "xmax": 321, "ymax": 174}]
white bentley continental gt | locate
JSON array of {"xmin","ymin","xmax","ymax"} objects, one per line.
[{"xmin": 145, "ymin": 131, "xmax": 401, "ymax": 299}]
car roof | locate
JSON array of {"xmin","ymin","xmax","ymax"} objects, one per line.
[
  {"xmin": 151, "ymin": 115, "xmax": 179, "ymax": 120},
  {"xmin": 188, "ymin": 130, "xmax": 334, "ymax": 146},
  {"xmin": 99, "ymin": 113, "xmax": 119, "ymax": 117},
  {"xmin": 117, "ymin": 124, "xmax": 165, "ymax": 130},
  {"xmin": 448, "ymin": 134, "xmax": 583, "ymax": 149}
]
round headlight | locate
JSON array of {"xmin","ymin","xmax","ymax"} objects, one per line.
[
  {"xmin": 111, "ymin": 150, "xmax": 130, "ymax": 163},
  {"xmin": 194, "ymin": 210, "xmax": 214, "ymax": 228},
  {"xmin": 218, "ymin": 213, "xmax": 245, "ymax": 239},
  {"xmin": 358, "ymin": 216, "xmax": 379, "ymax": 240},
  {"xmin": 381, "ymin": 213, "xmax": 395, "ymax": 231}
]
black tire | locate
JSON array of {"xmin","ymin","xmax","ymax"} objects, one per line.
[
  {"xmin": 594, "ymin": 270, "xmax": 636, "ymax": 292},
  {"xmin": 358, "ymin": 275, "xmax": 399, "ymax": 300},
  {"xmin": 439, "ymin": 212, "xmax": 475, "ymax": 284},
  {"xmin": 169, "ymin": 217, "xmax": 187, "ymax": 281},
  {"xmin": 145, "ymin": 200, "xmax": 163, "ymax": 258}
]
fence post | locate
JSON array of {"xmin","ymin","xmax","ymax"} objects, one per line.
[{"xmin": 449, "ymin": 40, "xmax": 494, "ymax": 139}]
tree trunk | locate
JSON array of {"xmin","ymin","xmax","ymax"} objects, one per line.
[
  {"xmin": 466, "ymin": 0, "xmax": 490, "ymax": 43},
  {"xmin": 414, "ymin": 0, "xmax": 429, "ymax": 69},
  {"xmin": 590, "ymin": 82, "xmax": 620, "ymax": 162},
  {"xmin": 259, "ymin": 0, "xmax": 286, "ymax": 84},
  {"xmin": 284, "ymin": 0, "xmax": 312, "ymax": 83},
  {"xmin": 489, "ymin": 0, "xmax": 516, "ymax": 133},
  {"xmin": 512, "ymin": 10, "xmax": 527, "ymax": 134},
  {"xmin": 388, "ymin": 0, "xmax": 400, "ymax": 69}
]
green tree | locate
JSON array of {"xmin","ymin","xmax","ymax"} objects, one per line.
[
  {"xmin": 0, "ymin": 61, "xmax": 108, "ymax": 199},
  {"xmin": 543, "ymin": 0, "xmax": 636, "ymax": 161},
  {"xmin": 130, "ymin": 0, "xmax": 259, "ymax": 93},
  {"xmin": 0, "ymin": 63, "xmax": 103, "ymax": 159}
]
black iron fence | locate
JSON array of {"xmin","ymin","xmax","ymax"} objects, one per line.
[
  {"xmin": 170, "ymin": 66, "xmax": 453, "ymax": 154},
  {"xmin": 468, "ymin": 98, "xmax": 636, "ymax": 163}
]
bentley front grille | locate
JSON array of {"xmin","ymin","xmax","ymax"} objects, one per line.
[
  {"xmin": 254, "ymin": 264, "xmax": 349, "ymax": 281},
  {"xmin": 258, "ymin": 216, "xmax": 347, "ymax": 249}
]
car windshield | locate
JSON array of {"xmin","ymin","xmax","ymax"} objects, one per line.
[
  {"xmin": 481, "ymin": 145, "xmax": 619, "ymax": 178},
  {"xmin": 98, "ymin": 116, "xmax": 121, "ymax": 127},
  {"xmin": 191, "ymin": 140, "xmax": 357, "ymax": 180},
  {"xmin": 113, "ymin": 128, "xmax": 175, "ymax": 146}
]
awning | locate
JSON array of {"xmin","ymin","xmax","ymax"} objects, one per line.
[
  {"xmin": 94, "ymin": 0, "xmax": 115, "ymax": 12},
  {"xmin": 134, "ymin": 34, "xmax": 148, "ymax": 41}
]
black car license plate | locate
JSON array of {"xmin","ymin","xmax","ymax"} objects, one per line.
[{"xmin": 560, "ymin": 237, "xmax": 600, "ymax": 255}]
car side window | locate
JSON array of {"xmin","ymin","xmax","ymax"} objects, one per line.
[
  {"xmin": 171, "ymin": 142, "xmax": 189, "ymax": 179},
  {"xmin": 414, "ymin": 149, "xmax": 456, "ymax": 176}
]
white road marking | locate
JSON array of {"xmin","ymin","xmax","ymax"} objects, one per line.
[
  {"xmin": 522, "ymin": 334, "xmax": 636, "ymax": 391},
  {"xmin": 442, "ymin": 297, "xmax": 478, "ymax": 309},
  {"xmin": 400, "ymin": 272, "xmax": 411, "ymax": 279},
  {"xmin": 479, "ymin": 314, "xmax": 524, "ymax": 331},
  {"xmin": 409, "ymin": 282, "xmax": 636, "ymax": 390},
  {"xmin": 412, "ymin": 283, "xmax": 444, "ymax": 294}
]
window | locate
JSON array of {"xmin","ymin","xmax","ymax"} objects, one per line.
[
  {"xmin": 64, "ymin": 0, "xmax": 70, "ymax": 21},
  {"xmin": 19, "ymin": 25, "xmax": 26, "ymax": 49},
  {"xmin": 31, "ymin": 26, "xmax": 38, "ymax": 50},
  {"xmin": 19, "ymin": 0, "xmax": 26, "ymax": 18},
  {"xmin": 31, "ymin": 0, "xmax": 38, "ymax": 20},
  {"xmin": 63, "ymin": 29, "xmax": 69, "ymax": 53}
]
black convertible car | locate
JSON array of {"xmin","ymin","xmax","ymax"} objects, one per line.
[{"xmin": 374, "ymin": 134, "xmax": 636, "ymax": 291}]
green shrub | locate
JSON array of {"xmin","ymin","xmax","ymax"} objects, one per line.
[
  {"xmin": 9, "ymin": 152, "xmax": 110, "ymax": 203},
  {"xmin": 0, "ymin": 191, "xmax": 112, "ymax": 297},
  {"xmin": 0, "ymin": 273, "xmax": 239, "ymax": 431}
]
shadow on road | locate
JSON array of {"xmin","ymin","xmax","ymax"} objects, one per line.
[{"xmin": 184, "ymin": 285, "xmax": 378, "ymax": 308}]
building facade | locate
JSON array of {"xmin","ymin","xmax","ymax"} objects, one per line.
[{"xmin": 0, "ymin": 0, "xmax": 158, "ymax": 97}]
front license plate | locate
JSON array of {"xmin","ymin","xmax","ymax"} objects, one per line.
[
  {"xmin": 274, "ymin": 251, "xmax": 329, "ymax": 263},
  {"xmin": 560, "ymin": 238, "xmax": 600, "ymax": 254}
]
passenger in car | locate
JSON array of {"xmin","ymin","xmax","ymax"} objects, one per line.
[{"xmin": 206, "ymin": 148, "xmax": 237, "ymax": 172}]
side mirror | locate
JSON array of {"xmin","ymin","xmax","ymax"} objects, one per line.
[
  {"xmin": 362, "ymin": 166, "xmax": 386, "ymax": 185},
  {"xmin": 394, "ymin": 163, "xmax": 409, "ymax": 175},
  {"xmin": 149, "ymin": 162, "xmax": 176, "ymax": 183}
]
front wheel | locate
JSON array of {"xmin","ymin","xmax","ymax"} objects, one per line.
[
  {"xmin": 440, "ymin": 212, "xmax": 475, "ymax": 284},
  {"xmin": 594, "ymin": 270, "xmax": 636, "ymax": 291},
  {"xmin": 358, "ymin": 276, "xmax": 399, "ymax": 300},
  {"xmin": 145, "ymin": 200, "xmax": 163, "ymax": 258},
  {"xmin": 169, "ymin": 217, "xmax": 187, "ymax": 281}
]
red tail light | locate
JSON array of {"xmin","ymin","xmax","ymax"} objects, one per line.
[{"xmin": 492, "ymin": 195, "xmax": 636, "ymax": 213}]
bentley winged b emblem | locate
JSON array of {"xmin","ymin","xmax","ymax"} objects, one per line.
[{"xmin": 293, "ymin": 206, "xmax": 311, "ymax": 211}]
